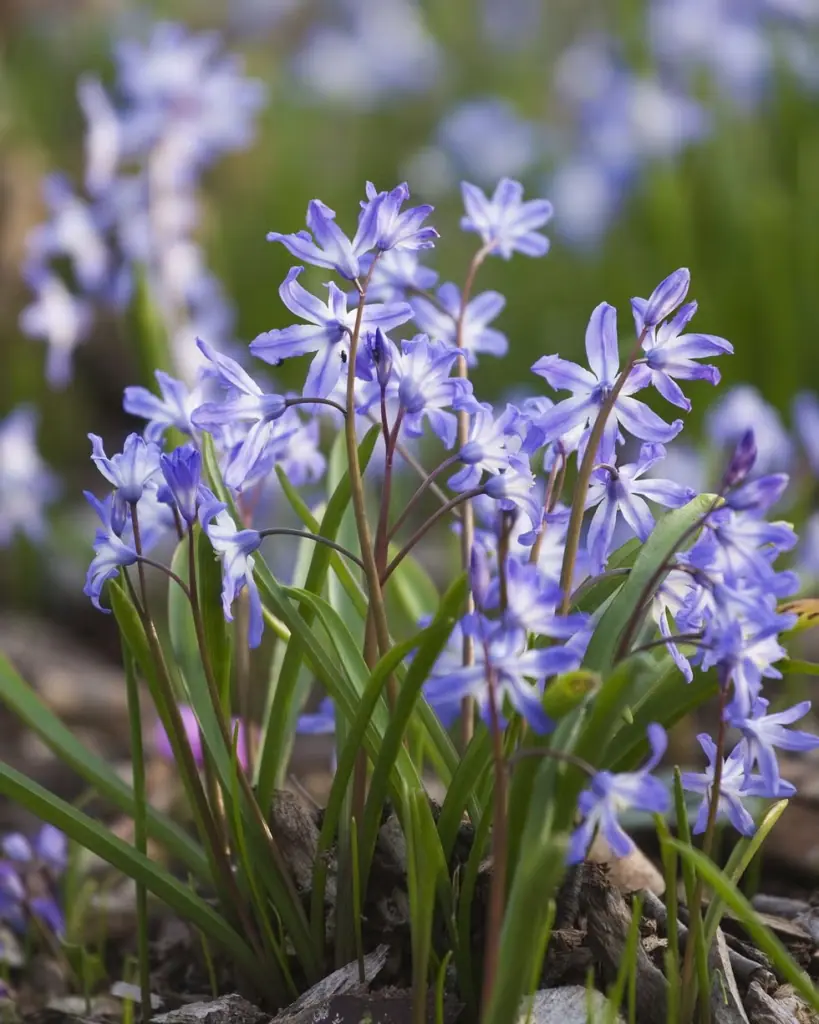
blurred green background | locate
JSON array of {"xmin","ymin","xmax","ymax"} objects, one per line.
[{"xmin": 1, "ymin": 0, "xmax": 818, "ymax": 623}]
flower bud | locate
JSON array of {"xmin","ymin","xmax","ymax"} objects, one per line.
[
  {"xmin": 640, "ymin": 268, "xmax": 690, "ymax": 328},
  {"xmin": 160, "ymin": 443, "xmax": 203, "ymax": 525},
  {"xmin": 369, "ymin": 328, "xmax": 394, "ymax": 389},
  {"xmin": 722, "ymin": 429, "xmax": 757, "ymax": 490}
]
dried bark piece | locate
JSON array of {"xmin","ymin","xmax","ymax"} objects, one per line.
[
  {"xmin": 745, "ymin": 981, "xmax": 819, "ymax": 1024},
  {"xmin": 709, "ymin": 928, "xmax": 750, "ymax": 1024},
  {"xmin": 751, "ymin": 896, "xmax": 811, "ymax": 920},
  {"xmin": 152, "ymin": 994, "xmax": 268, "ymax": 1024},
  {"xmin": 520, "ymin": 986, "xmax": 624, "ymax": 1023},
  {"xmin": 269, "ymin": 791, "xmax": 320, "ymax": 894},
  {"xmin": 578, "ymin": 865, "xmax": 668, "ymax": 1024},
  {"xmin": 539, "ymin": 929, "xmax": 594, "ymax": 988},
  {"xmin": 282, "ymin": 945, "xmax": 389, "ymax": 1014}
]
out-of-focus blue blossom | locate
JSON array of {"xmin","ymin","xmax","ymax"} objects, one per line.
[
  {"xmin": 83, "ymin": 492, "xmax": 140, "ymax": 610},
  {"xmin": 296, "ymin": 697, "xmax": 336, "ymax": 737},
  {"xmin": 533, "ymin": 301, "xmax": 683, "ymax": 464},
  {"xmin": 24, "ymin": 175, "xmax": 110, "ymax": 292},
  {"xmin": 481, "ymin": 0, "xmax": 543, "ymax": 51},
  {"xmin": 19, "ymin": 271, "xmax": 94, "ymax": 388},
  {"xmin": 408, "ymin": 100, "xmax": 542, "ymax": 196},
  {"xmin": 292, "ymin": 0, "xmax": 441, "ymax": 109},
  {"xmin": 727, "ymin": 696, "xmax": 819, "ymax": 791},
  {"xmin": 154, "ymin": 703, "xmax": 254, "ymax": 771},
  {"xmin": 798, "ymin": 512, "xmax": 819, "ymax": 576},
  {"xmin": 424, "ymin": 623, "xmax": 577, "ymax": 733},
  {"xmin": 0, "ymin": 825, "xmax": 66, "ymax": 940},
  {"xmin": 387, "ymin": 336, "xmax": 473, "ymax": 447},
  {"xmin": 460, "ymin": 178, "xmax": 553, "ymax": 258},
  {"xmin": 251, "ymin": 266, "xmax": 412, "ymax": 398},
  {"xmin": 547, "ymin": 158, "xmax": 623, "ymax": 248},
  {"xmin": 124, "ymin": 371, "xmax": 206, "ymax": 442},
  {"xmin": 707, "ymin": 386, "xmax": 793, "ymax": 474},
  {"xmin": 200, "ymin": 502, "xmax": 264, "ymax": 647},
  {"xmin": 682, "ymin": 733, "xmax": 795, "ymax": 835},
  {"xmin": 585, "ymin": 443, "xmax": 695, "ymax": 572},
  {"xmin": 568, "ymin": 723, "xmax": 669, "ymax": 862},
  {"xmin": 493, "ymin": 558, "xmax": 587, "ymax": 639},
  {"xmin": 792, "ymin": 391, "xmax": 819, "ymax": 475},
  {"xmin": 0, "ymin": 407, "xmax": 59, "ymax": 548},
  {"xmin": 411, "ymin": 283, "xmax": 508, "ymax": 366},
  {"xmin": 722, "ymin": 429, "xmax": 758, "ymax": 490}
]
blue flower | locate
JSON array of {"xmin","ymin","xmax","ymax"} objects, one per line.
[
  {"xmin": 191, "ymin": 339, "xmax": 290, "ymax": 489},
  {"xmin": 460, "ymin": 177, "xmax": 552, "ymax": 258},
  {"xmin": 124, "ymin": 370, "xmax": 206, "ymax": 442},
  {"xmin": 364, "ymin": 181, "xmax": 438, "ymax": 252},
  {"xmin": 688, "ymin": 507, "xmax": 797, "ymax": 590},
  {"xmin": 19, "ymin": 270, "xmax": 94, "ymax": 389},
  {"xmin": 389, "ymin": 335, "xmax": 474, "ymax": 447},
  {"xmin": 492, "ymin": 557, "xmax": 587, "ymax": 639},
  {"xmin": 424, "ymin": 623, "xmax": 578, "ymax": 733},
  {"xmin": 83, "ymin": 492, "xmax": 140, "ymax": 611},
  {"xmin": 77, "ymin": 74, "xmax": 121, "ymax": 196},
  {"xmin": 159, "ymin": 444, "xmax": 202, "ymax": 525},
  {"xmin": 200, "ymin": 502, "xmax": 264, "ymax": 647},
  {"xmin": 0, "ymin": 825, "xmax": 66, "ymax": 940},
  {"xmin": 707, "ymin": 386, "xmax": 793, "ymax": 474},
  {"xmin": 633, "ymin": 268, "xmax": 691, "ymax": 330},
  {"xmin": 533, "ymin": 302, "xmax": 683, "ymax": 465},
  {"xmin": 727, "ymin": 697, "xmax": 819, "ymax": 793},
  {"xmin": 0, "ymin": 406, "xmax": 60, "ymax": 548},
  {"xmin": 681, "ymin": 734, "xmax": 795, "ymax": 836},
  {"xmin": 483, "ymin": 456, "xmax": 542, "ymax": 531},
  {"xmin": 89, "ymin": 432, "xmax": 162, "ymax": 535},
  {"xmin": 267, "ymin": 197, "xmax": 380, "ymax": 280},
  {"xmin": 631, "ymin": 299, "xmax": 733, "ymax": 411},
  {"xmin": 568, "ymin": 724, "xmax": 670, "ymax": 863},
  {"xmin": 449, "ymin": 403, "xmax": 527, "ymax": 490},
  {"xmin": 297, "ymin": 697, "xmax": 336, "ymax": 736},
  {"xmin": 411, "ymin": 282, "xmax": 508, "ymax": 365},
  {"xmin": 250, "ymin": 266, "xmax": 413, "ymax": 398},
  {"xmin": 584, "ymin": 443, "xmax": 695, "ymax": 572}
]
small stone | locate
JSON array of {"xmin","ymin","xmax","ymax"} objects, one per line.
[
  {"xmin": 587, "ymin": 834, "xmax": 665, "ymax": 895},
  {"xmin": 152, "ymin": 994, "xmax": 268, "ymax": 1024},
  {"xmin": 519, "ymin": 986, "xmax": 623, "ymax": 1023}
]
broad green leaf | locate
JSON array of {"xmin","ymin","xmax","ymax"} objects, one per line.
[
  {"xmin": 571, "ymin": 537, "xmax": 641, "ymax": 614},
  {"xmin": 129, "ymin": 267, "xmax": 173, "ymax": 383},
  {"xmin": 780, "ymin": 658, "xmax": 819, "ymax": 675},
  {"xmin": 255, "ymin": 427, "xmax": 378, "ymax": 807},
  {"xmin": 0, "ymin": 650, "xmax": 208, "ymax": 880},
  {"xmin": 584, "ymin": 494, "xmax": 717, "ymax": 675},
  {"xmin": 670, "ymin": 839, "xmax": 819, "ymax": 1011},
  {"xmin": 196, "ymin": 525, "xmax": 232, "ymax": 699},
  {"xmin": 0, "ymin": 762, "xmax": 267, "ymax": 994}
]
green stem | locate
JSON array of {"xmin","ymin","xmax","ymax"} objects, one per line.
[
  {"xmin": 456, "ymin": 244, "xmax": 492, "ymax": 747},
  {"xmin": 559, "ymin": 327, "xmax": 649, "ymax": 613},
  {"xmin": 122, "ymin": 644, "xmax": 152, "ymax": 1024}
]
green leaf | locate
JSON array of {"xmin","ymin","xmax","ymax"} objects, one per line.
[
  {"xmin": 128, "ymin": 267, "xmax": 173, "ymax": 383},
  {"xmin": 254, "ymin": 427, "xmax": 378, "ymax": 807},
  {"xmin": 389, "ymin": 550, "xmax": 441, "ymax": 627},
  {"xmin": 584, "ymin": 494, "xmax": 717, "ymax": 676},
  {"xmin": 0, "ymin": 762, "xmax": 266, "ymax": 991},
  {"xmin": 702, "ymin": 800, "xmax": 789, "ymax": 946},
  {"xmin": 780, "ymin": 658, "xmax": 819, "ymax": 675},
  {"xmin": 0, "ymin": 651, "xmax": 208, "ymax": 880},
  {"xmin": 196, "ymin": 526, "xmax": 232, "ymax": 697},
  {"xmin": 670, "ymin": 839, "xmax": 819, "ymax": 1011},
  {"xmin": 570, "ymin": 537, "xmax": 641, "ymax": 614}
]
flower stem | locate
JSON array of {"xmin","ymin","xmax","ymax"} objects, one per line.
[
  {"xmin": 381, "ymin": 488, "xmax": 484, "ymax": 585},
  {"xmin": 456, "ymin": 244, "xmax": 492, "ymax": 746},
  {"xmin": 258, "ymin": 528, "xmax": 366, "ymax": 570},
  {"xmin": 387, "ymin": 454, "xmax": 458, "ymax": 542},
  {"xmin": 559, "ymin": 328, "xmax": 648, "ymax": 613},
  {"xmin": 529, "ymin": 451, "xmax": 563, "ymax": 566},
  {"xmin": 346, "ymin": 264, "xmax": 392, "ymax": 661}
]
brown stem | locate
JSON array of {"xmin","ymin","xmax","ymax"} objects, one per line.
[
  {"xmin": 381, "ymin": 488, "xmax": 483, "ymax": 585},
  {"xmin": 559, "ymin": 328, "xmax": 649, "ymax": 613},
  {"xmin": 387, "ymin": 455, "xmax": 458, "ymax": 542}
]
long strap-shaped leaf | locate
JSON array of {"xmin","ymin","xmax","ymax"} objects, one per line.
[
  {"xmin": 0, "ymin": 651, "xmax": 208, "ymax": 880},
  {"xmin": 0, "ymin": 761, "xmax": 267, "ymax": 993},
  {"xmin": 584, "ymin": 493, "xmax": 716, "ymax": 676},
  {"xmin": 253, "ymin": 428, "xmax": 379, "ymax": 806}
]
